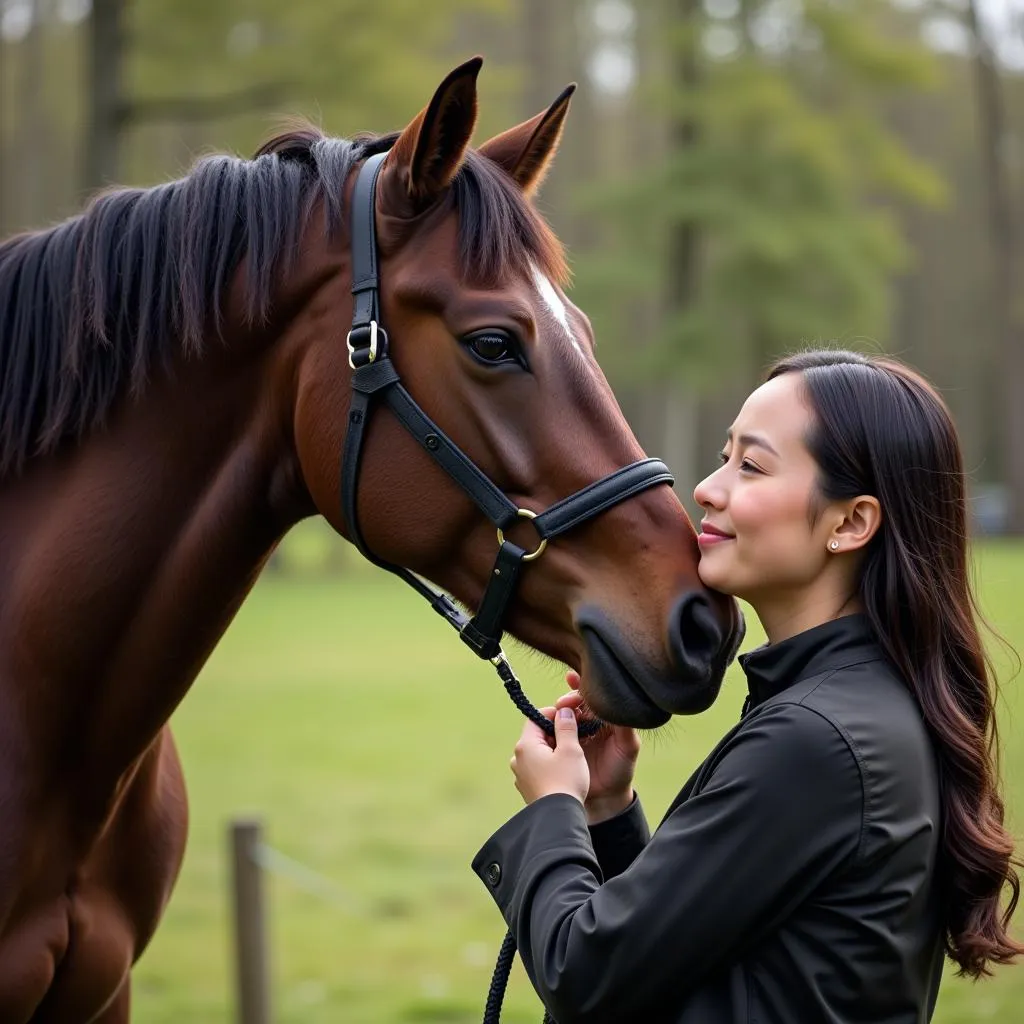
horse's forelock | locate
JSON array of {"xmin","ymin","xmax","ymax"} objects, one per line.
[{"xmin": 450, "ymin": 149, "xmax": 568, "ymax": 290}]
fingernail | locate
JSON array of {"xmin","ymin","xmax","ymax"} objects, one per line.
[{"xmin": 558, "ymin": 707, "xmax": 574, "ymax": 720}]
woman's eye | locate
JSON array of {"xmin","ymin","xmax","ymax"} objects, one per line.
[
  {"xmin": 718, "ymin": 451, "xmax": 761, "ymax": 474},
  {"xmin": 463, "ymin": 330, "xmax": 520, "ymax": 366}
]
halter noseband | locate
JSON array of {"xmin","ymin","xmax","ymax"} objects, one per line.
[{"xmin": 340, "ymin": 151, "xmax": 675, "ymax": 736}]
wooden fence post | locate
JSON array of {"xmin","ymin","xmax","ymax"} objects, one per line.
[{"xmin": 230, "ymin": 819, "xmax": 271, "ymax": 1024}]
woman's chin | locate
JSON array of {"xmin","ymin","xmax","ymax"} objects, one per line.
[{"xmin": 696, "ymin": 557, "xmax": 730, "ymax": 593}]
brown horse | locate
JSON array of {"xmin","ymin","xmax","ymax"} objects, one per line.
[{"xmin": 0, "ymin": 58, "xmax": 741, "ymax": 1022}]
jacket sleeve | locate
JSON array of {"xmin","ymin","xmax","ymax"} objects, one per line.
[
  {"xmin": 471, "ymin": 702, "xmax": 863, "ymax": 1024},
  {"xmin": 587, "ymin": 793, "xmax": 650, "ymax": 880}
]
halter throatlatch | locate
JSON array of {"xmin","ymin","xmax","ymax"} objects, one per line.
[{"xmin": 340, "ymin": 150, "xmax": 676, "ymax": 1023}]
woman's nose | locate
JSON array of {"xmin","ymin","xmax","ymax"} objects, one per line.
[{"xmin": 693, "ymin": 467, "xmax": 725, "ymax": 510}]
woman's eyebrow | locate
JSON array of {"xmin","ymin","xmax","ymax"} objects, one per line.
[{"xmin": 726, "ymin": 429, "xmax": 780, "ymax": 457}]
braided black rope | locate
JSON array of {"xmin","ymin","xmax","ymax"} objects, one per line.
[
  {"xmin": 483, "ymin": 655, "xmax": 601, "ymax": 1024},
  {"xmin": 483, "ymin": 931, "xmax": 517, "ymax": 1023},
  {"xmin": 485, "ymin": 933, "xmax": 557, "ymax": 1024},
  {"xmin": 493, "ymin": 656, "xmax": 602, "ymax": 739}
]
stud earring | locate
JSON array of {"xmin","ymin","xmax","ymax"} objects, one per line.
[{"xmin": 829, "ymin": 540, "xmax": 839, "ymax": 551}]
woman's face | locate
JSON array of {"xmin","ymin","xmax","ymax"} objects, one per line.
[{"xmin": 692, "ymin": 372, "xmax": 835, "ymax": 605}]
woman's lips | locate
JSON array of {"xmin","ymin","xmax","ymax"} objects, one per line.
[{"xmin": 698, "ymin": 523, "xmax": 734, "ymax": 546}]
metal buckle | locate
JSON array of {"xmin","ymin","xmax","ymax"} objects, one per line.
[
  {"xmin": 347, "ymin": 320, "xmax": 380, "ymax": 370},
  {"xmin": 497, "ymin": 508, "xmax": 548, "ymax": 563}
]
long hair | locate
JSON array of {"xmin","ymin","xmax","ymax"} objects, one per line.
[{"xmin": 768, "ymin": 348, "xmax": 1022, "ymax": 978}]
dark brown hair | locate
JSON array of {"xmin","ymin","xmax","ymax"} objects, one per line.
[{"xmin": 768, "ymin": 348, "xmax": 1022, "ymax": 978}]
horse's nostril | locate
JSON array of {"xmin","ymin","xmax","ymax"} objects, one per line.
[{"xmin": 669, "ymin": 591, "xmax": 724, "ymax": 683}]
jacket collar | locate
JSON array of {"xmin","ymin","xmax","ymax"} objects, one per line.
[{"xmin": 739, "ymin": 613, "xmax": 881, "ymax": 710}]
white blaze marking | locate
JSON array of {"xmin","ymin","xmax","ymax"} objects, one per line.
[{"xmin": 531, "ymin": 263, "xmax": 584, "ymax": 356}]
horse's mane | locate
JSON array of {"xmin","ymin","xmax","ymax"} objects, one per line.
[{"xmin": 0, "ymin": 124, "xmax": 567, "ymax": 479}]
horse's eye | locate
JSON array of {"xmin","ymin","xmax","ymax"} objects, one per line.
[{"xmin": 463, "ymin": 329, "xmax": 521, "ymax": 367}]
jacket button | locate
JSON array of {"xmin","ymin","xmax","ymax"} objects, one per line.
[{"xmin": 485, "ymin": 862, "xmax": 502, "ymax": 887}]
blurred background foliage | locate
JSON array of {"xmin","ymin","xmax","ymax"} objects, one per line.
[{"xmin": 1, "ymin": 0, "xmax": 1022, "ymax": 554}]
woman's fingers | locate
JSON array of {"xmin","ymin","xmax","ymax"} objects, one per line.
[
  {"xmin": 517, "ymin": 717, "xmax": 552, "ymax": 749},
  {"xmin": 565, "ymin": 670, "xmax": 581, "ymax": 691}
]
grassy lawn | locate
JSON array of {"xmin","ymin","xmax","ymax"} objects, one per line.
[{"xmin": 133, "ymin": 533, "xmax": 1024, "ymax": 1023}]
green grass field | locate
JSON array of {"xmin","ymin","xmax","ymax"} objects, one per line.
[{"xmin": 133, "ymin": 534, "xmax": 1024, "ymax": 1023}]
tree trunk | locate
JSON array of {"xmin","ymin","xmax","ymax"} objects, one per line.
[
  {"xmin": 522, "ymin": 0, "xmax": 559, "ymax": 118},
  {"xmin": 663, "ymin": 0, "xmax": 703, "ymax": 507},
  {"xmin": 668, "ymin": 0, "xmax": 700, "ymax": 306},
  {"xmin": 0, "ymin": 34, "xmax": 5, "ymax": 236},
  {"xmin": 521, "ymin": 0, "xmax": 573, "ymax": 238},
  {"xmin": 965, "ymin": 0, "xmax": 1024, "ymax": 534},
  {"xmin": 16, "ymin": 0, "xmax": 49, "ymax": 228},
  {"xmin": 661, "ymin": 384, "xmax": 700, "ymax": 519},
  {"xmin": 83, "ymin": 0, "xmax": 126, "ymax": 195}
]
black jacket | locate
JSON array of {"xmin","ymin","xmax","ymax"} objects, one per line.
[{"xmin": 473, "ymin": 615, "xmax": 945, "ymax": 1023}]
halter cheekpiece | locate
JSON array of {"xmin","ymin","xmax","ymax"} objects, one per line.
[
  {"xmin": 340, "ymin": 151, "xmax": 675, "ymax": 737},
  {"xmin": 340, "ymin": 151, "xmax": 675, "ymax": 1024}
]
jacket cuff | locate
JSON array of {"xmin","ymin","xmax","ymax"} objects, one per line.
[
  {"xmin": 471, "ymin": 794, "xmax": 596, "ymax": 919},
  {"xmin": 588, "ymin": 793, "xmax": 650, "ymax": 879}
]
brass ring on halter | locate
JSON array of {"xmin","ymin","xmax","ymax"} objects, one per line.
[{"xmin": 497, "ymin": 509, "xmax": 548, "ymax": 562}]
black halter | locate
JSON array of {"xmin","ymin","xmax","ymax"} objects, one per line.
[
  {"xmin": 340, "ymin": 152, "xmax": 674, "ymax": 737},
  {"xmin": 341, "ymin": 151, "xmax": 675, "ymax": 1024},
  {"xmin": 341, "ymin": 151, "xmax": 674, "ymax": 738}
]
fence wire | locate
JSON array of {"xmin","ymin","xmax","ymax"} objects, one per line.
[{"xmin": 250, "ymin": 841, "xmax": 365, "ymax": 915}]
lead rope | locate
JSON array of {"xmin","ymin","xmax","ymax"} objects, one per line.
[
  {"xmin": 492, "ymin": 654, "xmax": 600, "ymax": 741},
  {"xmin": 484, "ymin": 655, "xmax": 597, "ymax": 1024},
  {"xmin": 485, "ymin": 930, "xmax": 556, "ymax": 1024}
]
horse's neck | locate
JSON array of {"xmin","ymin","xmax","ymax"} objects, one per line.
[{"xmin": 0, "ymin": 351, "xmax": 304, "ymax": 789}]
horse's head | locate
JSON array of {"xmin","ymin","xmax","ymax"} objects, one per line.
[{"xmin": 288, "ymin": 58, "xmax": 742, "ymax": 727}]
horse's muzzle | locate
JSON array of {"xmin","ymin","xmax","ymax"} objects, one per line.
[
  {"xmin": 666, "ymin": 591, "xmax": 745, "ymax": 709},
  {"xmin": 576, "ymin": 592, "xmax": 744, "ymax": 727}
]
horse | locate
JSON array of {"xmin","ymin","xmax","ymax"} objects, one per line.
[{"xmin": 0, "ymin": 57, "xmax": 742, "ymax": 1022}]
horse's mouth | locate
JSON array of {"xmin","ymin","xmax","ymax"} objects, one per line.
[
  {"xmin": 576, "ymin": 597, "xmax": 738, "ymax": 727},
  {"xmin": 578, "ymin": 624, "xmax": 673, "ymax": 730}
]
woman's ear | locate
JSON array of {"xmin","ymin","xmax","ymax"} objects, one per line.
[{"xmin": 829, "ymin": 496, "xmax": 882, "ymax": 554}]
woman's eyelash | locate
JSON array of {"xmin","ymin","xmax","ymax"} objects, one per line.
[{"xmin": 718, "ymin": 451, "xmax": 762, "ymax": 473}]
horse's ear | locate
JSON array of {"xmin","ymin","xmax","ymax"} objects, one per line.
[
  {"xmin": 379, "ymin": 56, "xmax": 482, "ymax": 215},
  {"xmin": 478, "ymin": 84, "xmax": 575, "ymax": 197}
]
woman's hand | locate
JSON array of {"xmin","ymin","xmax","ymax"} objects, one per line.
[
  {"xmin": 510, "ymin": 706, "xmax": 589, "ymax": 807},
  {"xmin": 559, "ymin": 671, "xmax": 640, "ymax": 824},
  {"xmin": 508, "ymin": 671, "xmax": 641, "ymax": 824}
]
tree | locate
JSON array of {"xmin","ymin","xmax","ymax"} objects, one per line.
[
  {"xmin": 85, "ymin": 0, "xmax": 124, "ymax": 192},
  {"xmin": 572, "ymin": 0, "xmax": 945, "ymax": 410},
  {"xmin": 7, "ymin": 0, "xmax": 54, "ymax": 226},
  {"xmin": 963, "ymin": 0, "xmax": 1024, "ymax": 534},
  {"xmin": 82, "ymin": 0, "xmax": 513, "ymax": 193}
]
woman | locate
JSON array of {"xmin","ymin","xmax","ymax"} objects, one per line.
[{"xmin": 472, "ymin": 349, "xmax": 1022, "ymax": 1022}]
